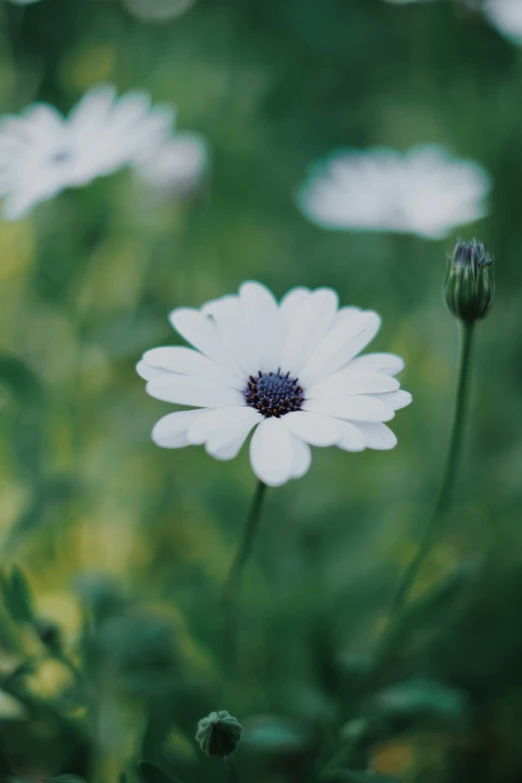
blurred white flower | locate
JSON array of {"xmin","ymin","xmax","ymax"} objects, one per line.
[
  {"xmin": 136, "ymin": 131, "xmax": 209, "ymax": 199},
  {"xmin": 297, "ymin": 145, "xmax": 491, "ymax": 240},
  {"xmin": 483, "ymin": 0, "xmax": 522, "ymax": 44},
  {"xmin": 137, "ymin": 283, "xmax": 411, "ymax": 488},
  {"xmin": 0, "ymin": 83, "xmax": 175, "ymax": 220},
  {"xmin": 122, "ymin": 0, "xmax": 196, "ymax": 22}
]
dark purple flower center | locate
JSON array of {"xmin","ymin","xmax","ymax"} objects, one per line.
[{"xmin": 243, "ymin": 370, "xmax": 304, "ymax": 418}]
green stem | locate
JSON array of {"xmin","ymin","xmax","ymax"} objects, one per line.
[
  {"xmin": 0, "ymin": 733, "xmax": 14, "ymax": 777},
  {"xmin": 391, "ymin": 321, "xmax": 475, "ymax": 615},
  {"xmin": 225, "ymin": 480, "xmax": 267, "ymax": 590},
  {"xmin": 226, "ymin": 756, "xmax": 240, "ymax": 783}
]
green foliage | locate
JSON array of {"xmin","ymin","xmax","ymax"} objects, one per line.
[
  {"xmin": 137, "ymin": 761, "xmax": 185, "ymax": 783},
  {"xmin": 0, "ymin": 565, "xmax": 34, "ymax": 625}
]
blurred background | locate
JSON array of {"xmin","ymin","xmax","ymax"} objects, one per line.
[{"xmin": 1, "ymin": 1, "xmax": 522, "ymax": 782}]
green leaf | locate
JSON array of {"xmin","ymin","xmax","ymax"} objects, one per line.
[
  {"xmin": 7, "ymin": 566, "xmax": 34, "ymax": 624},
  {"xmin": 364, "ymin": 678, "xmax": 467, "ymax": 731},
  {"xmin": 137, "ymin": 761, "xmax": 185, "ymax": 783}
]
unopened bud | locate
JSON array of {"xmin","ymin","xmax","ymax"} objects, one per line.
[
  {"xmin": 444, "ymin": 238, "xmax": 494, "ymax": 323},
  {"xmin": 196, "ymin": 710, "xmax": 243, "ymax": 757}
]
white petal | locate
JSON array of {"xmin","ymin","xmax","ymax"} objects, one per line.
[
  {"xmin": 201, "ymin": 295, "xmax": 259, "ymax": 376},
  {"xmin": 281, "ymin": 411, "xmax": 342, "ymax": 446},
  {"xmin": 142, "ymin": 346, "xmax": 241, "ymax": 388},
  {"xmin": 281, "ymin": 287, "xmax": 339, "ymax": 374},
  {"xmin": 152, "ymin": 409, "xmax": 203, "ymax": 448},
  {"xmin": 290, "ymin": 435, "xmax": 312, "ymax": 479},
  {"xmin": 169, "ymin": 307, "xmax": 244, "ymax": 377},
  {"xmin": 279, "ymin": 287, "xmax": 311, "ymax": 332},
  {"xmin": 355, "ymin": 422, "xmax": 398, "ymax": 450},
  {"xmin": 298, "ymin": 311, "xmax": 381, "ymax": 387},
  {"xmin": 205, "ymin": 410, "xmax": 262, "ymax": 461},
  {"xmin": 146, "ymin": 375, "xmax": 243, "ymax": 407},
  {"xmin": 136, "ymin": 360, "xmax": 166, "ymax": 381},
  {"xmin": 331, "ymin": 306, "xmax": 362, "ymax": 328},
  {"xmin": 68, "ymin": 83, "xmax": 117, "ymax": 137},
  {"xmin": 186, "ymin": 406, "xmax": 258, "ymax": 445},
  {"xmin": 249, "ymin": 417, "xmax": 295, "ymax": 487},
  {"xmin": 348, "ymin": 352, "xmax": 405, "ymax": 376},
  {"xmin": 306, "ymin": 370, "xmax": 399, "ymax": 399},
  {"xmin": 336, "ymin": 421, "xmax": 366, "ymax": 452},
  {"xmin": 239, "ymin": 282, "xmax": 282, "ymax": 372},
  {"xmin": 372, "ymin": 390, "xmax": 412, "ymax": 410},
  {"xmin": 303, "ymin": 395, "xmax": 394, "ymax": 422}
]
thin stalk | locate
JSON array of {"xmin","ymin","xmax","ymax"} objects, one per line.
[
  {"xmin": 0, "ymin": 733, "xmax": 14, "ymax": 778},
  {"xmin": 226, "ymin": 756, "xmax": 240, "ymax": 783},
  {"xmin": 225, "ymin": 480, "xmax": 267, "ymax": 591},
  {"xmin": 391, "ymin": 321, "xmax": 475, "ymax": 615}
]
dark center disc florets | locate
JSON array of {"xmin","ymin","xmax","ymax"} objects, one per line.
[{"xmin": 244, "ymin": 370, "xmax": 304, "ymax": 418}]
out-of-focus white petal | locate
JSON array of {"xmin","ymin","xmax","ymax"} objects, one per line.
[
  {"xmin": 484, "ymin": 0, "xmax": 522, "ymax": 44},
  {"xmin": 297, "ymin": 145, "xmax": 491, "ymax": 239},
  {"xmin": 137, "ymin": 132, "xmax": 208, "ymax": 196},
  {"xmin": 249, "ymin": 417, "xmax": 295, "ymax": 487},
  {"xmin": 0, "ymin": 82, "xmax": 185, "ymax": 219},
  {"xmin": 68, "ymin": 84, "xmax": 117, "ymax": 138}
]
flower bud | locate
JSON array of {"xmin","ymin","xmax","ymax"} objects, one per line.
[
  {"xmin": 444, "ymin": 238, "xmax": 494, "ymax": 323},
  {"xmin": 196, "ymin": 710, "xmax": 243, "ymax": 757}
]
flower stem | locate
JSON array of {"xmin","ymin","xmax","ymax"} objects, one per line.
[
  {"xmin": 225, "ymin": 480, "xmax": 267, "ymax": 590},
  {"xmin": 391, "ymin": 321, "xmax": 475, "ymax": 615},
  {"xmin": 226, "ymin": 756, "xmax": 240, "ymax": 783}
]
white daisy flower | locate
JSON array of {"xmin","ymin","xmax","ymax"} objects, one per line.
[
  {"xmin": 0, "ymin": 83, "xmax": 175, "ymax": 221},
  {"xmin": 297, "ymin": 145, "xmax": 491, "ymax": 240},
  {"xmin": 483, "ymin": 0, "xmax": 522, "ymax": 44},
  {"xmin": 136, "ymin": 131, "xmax": 209, "ymax": 198},
  {"xmin": 137, "ymin": 283, "xmax": 411, "ymax": 488}
]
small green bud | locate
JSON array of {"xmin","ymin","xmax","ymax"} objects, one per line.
[
  {"xmin": 444, "ymin": 238, "xmax": 495, "ymax": 323},
  {"xmin": 196, "ymin": 710, "xmax": 243, "ymax": 757}
]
